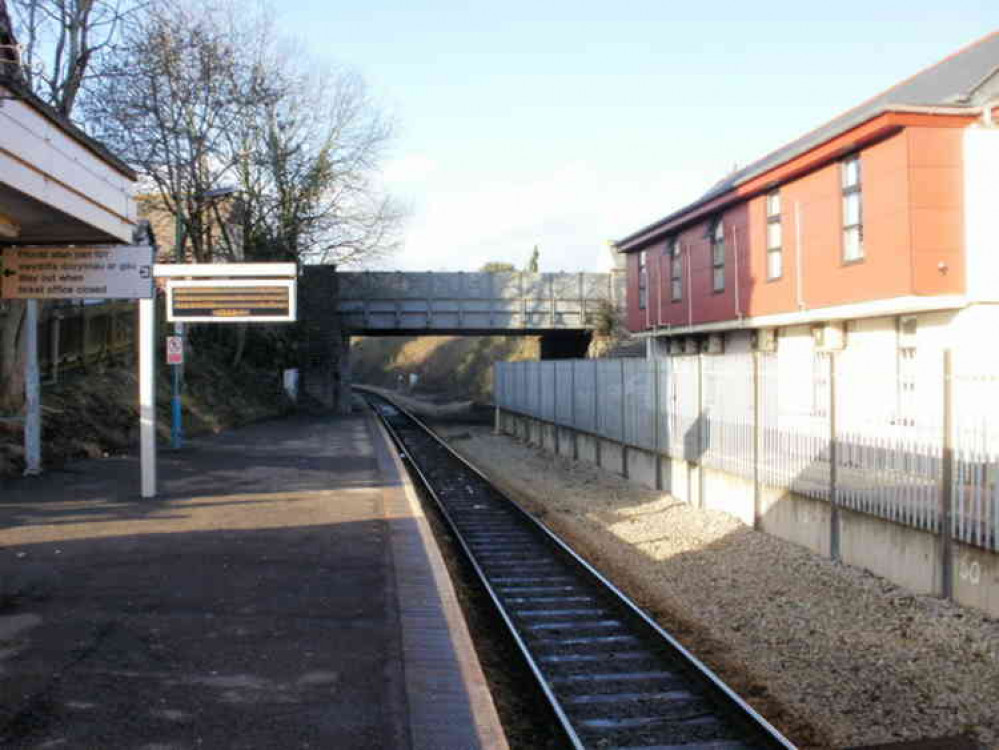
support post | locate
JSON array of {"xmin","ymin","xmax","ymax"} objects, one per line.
[
  {"xmin": 23, "ymin": 299, "xmax": 41, "ymax": 475},
  {"xmin": 171, "ymin": 322, "xmax": 184, "ymax": 450},
  {"xmin": 139, "ymin": 297, "xmax": 157, "ymax": 498},
  {"xmin": 620, "ymin": 358, "xmax": 628, "ymax": 479},
  {"xmin": 50, "ymin": 312, "xmax": 61, "ymax": 384},
  {"xmin": 696, "ymin": 352, "xmax": 704, "ymax": 508},
  {"xmin": 653, "ymin": 356, "xmax": 662, "ymax": 491},
  {"xmin": 941, "ymin": 349, "xmax": 954, "ymax": 600},
  {"xmin": 594, "ymin": 359, "xmax": 602, "ymax": 468},
  {"xmin": 752, "ymin": 351, "xmax": 761, "ymax": 530},
  {"xmin": 338, "ymin": 330, "xmax": 352, "ymax": 414},
  {"xmin": 552, "ymin": 362, "xmax": 560, "ymax": 458},
  {"xmin": 571, "ymin": 358, "xmax": 579, "ymax": 461},
  {"xmin": 829, "ymin": 352, "xmax": 840, "ymax": 561},
  {"xmin": 172, "ymin": 207, "xmax": 186, "ymax": 448}
]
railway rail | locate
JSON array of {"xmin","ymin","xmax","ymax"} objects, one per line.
[{"xmin": 364, "ymin": 391, "xmax": 797, "ymax": 750}]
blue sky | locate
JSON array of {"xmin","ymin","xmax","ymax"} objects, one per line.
[{"xmin": 280, "ymin": 1, "xmax": 997, "ymax": 272}]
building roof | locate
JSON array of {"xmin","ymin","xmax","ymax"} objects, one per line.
[
  {"xmin": 0, "ymin": 0, "xmax": 136, "ymax": 181},
  {"xmin": 617, "ymin": 31, "xmax": 999, "ymax": 251}
]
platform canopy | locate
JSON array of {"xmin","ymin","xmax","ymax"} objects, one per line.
[{"xmin": 0, "ymin": 80, "xmax": 137, "ymax": 246}]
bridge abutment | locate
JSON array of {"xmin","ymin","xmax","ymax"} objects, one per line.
[{"xmin": 300, "ymin": 266, "xmax": 352, "ymax": 414}]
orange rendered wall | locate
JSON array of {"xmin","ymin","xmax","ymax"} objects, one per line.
[
  {"xmin": 626, "ymin": 126, "xmax": 966, "ymax": 333},
  {"xmin": 907, "ymin": 127, "xmax": 965, "ymax": 295}
]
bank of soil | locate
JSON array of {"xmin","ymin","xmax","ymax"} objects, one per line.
[
  {"xmin": 351, "ymin": 335, "xmax": 539, "ymax": 403},
  {"xmin": 0, "ymin": 349, "xmax": 291, "ymax": 478},
  {"xmin": 433, "ymin": 422, "xmax": 999, "ymax": 750}
]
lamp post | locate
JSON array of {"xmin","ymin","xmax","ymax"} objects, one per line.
[
  {"xmin": 170, "ymin": 186, "xmax": 238, "ymax": 450},
  {"xmin": 171, "ymin": 207, "xmax": 185, "ymax": 450}
]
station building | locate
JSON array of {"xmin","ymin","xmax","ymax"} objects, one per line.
[{"xmin": 616, "ymin": 31, "xmax": 999, "ymax": 397}]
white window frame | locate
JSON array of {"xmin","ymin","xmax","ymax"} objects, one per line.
[
  {"xmin": 842, "ymin": 155, "xmax": 864, "ymax": 262},
  {"xmin": 710, "ymin": 218, "xmax": 725, "ymax": 292},
  {"xmin": 668, "ymin": 238, "xmax": 682, "ymax": 302},
  {"xmin": 766, "ymin": 190, "xmax": 783, "ymax": 280},
  {"xmin": 638, "ymin": 250, "xmax": 648, "ymax": 309}
]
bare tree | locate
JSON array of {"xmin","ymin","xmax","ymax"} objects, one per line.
[
  {"xmin": 9, "ymin": 0, "xmax": 134, "ymax": 116},
  {"xmin": 1, "ymin": 0, "xmax": 132, "ymax": 410},
  {"xmin": 83, "ymin": 0, "xmax": 259, "ymax": 263},
  {"xmin": 221, "ymin": 31, "xmax": 402, "ymax": 267}
]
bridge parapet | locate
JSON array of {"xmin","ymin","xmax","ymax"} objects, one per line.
[{"xmin": 335, "ymin": 271, "xmax": 622, "ymax": 334}]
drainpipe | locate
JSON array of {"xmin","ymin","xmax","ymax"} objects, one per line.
[
  {"xmin": 732, "ymin": 225, "xmax": 742, "ymax": 319},
  {"xmin": 795, "ymin": 201, "xmax": 806, "ymax": 311}
]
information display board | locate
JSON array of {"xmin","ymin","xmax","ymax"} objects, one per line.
[
  {"xmin": 166, "ymin": 279, "xmax": 296, "ymax": 323},
  {"xmin": 1, "ymin": 245, "xmax": 154, "ymax": 300}
]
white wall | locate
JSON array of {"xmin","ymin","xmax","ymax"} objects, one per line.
[{"xmin": 964, "ymin": 127, "xmax": 999, "ymax": 303}]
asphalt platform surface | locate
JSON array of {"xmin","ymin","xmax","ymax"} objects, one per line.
[{"xmin": 0, "ymin": 411, "xmax": 506, "ymax": 749}]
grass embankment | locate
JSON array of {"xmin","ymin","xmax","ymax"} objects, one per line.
[
  {"xmin": 0, "ymin": 343, "xmax": 292, "ymax": 477},
  {"xmin": 350, "ymin": 335, "xmax": 539, "ymax": 403}
]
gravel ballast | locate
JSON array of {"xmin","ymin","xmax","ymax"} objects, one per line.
[{"xmin": 435, "ymin": 424, "xmax": 999, "ymax": 750}]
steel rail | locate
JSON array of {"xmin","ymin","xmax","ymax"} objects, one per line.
[{"xmin": 363, "ymin": 389, "xmax": 797, "ymax": 750}]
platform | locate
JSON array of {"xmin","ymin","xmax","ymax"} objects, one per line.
[{"xmin": 0, "ymin": 409, "xmax": 507, "ymax": 749}]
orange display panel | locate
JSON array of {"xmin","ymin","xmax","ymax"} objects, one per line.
[{"xmin": 166, "ymin": 279, "xmax": 297, "ymax": 323}]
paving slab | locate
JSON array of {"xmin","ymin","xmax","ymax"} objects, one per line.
[{"xmin": 0, "ymin": 411, "xmax": 506, "ymax": 749}]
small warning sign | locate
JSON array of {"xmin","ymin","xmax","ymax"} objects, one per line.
[{"xmin": 165, "ymin": 336, "xmax": 183, "ymax": 365}]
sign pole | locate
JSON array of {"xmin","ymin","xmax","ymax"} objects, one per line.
[
  {"xmin": 171, "ymin": 323, "xmax": 184, "ymax": 450},
  {"xmin": 139, "ymin": 296, "xmax": 157, "ymax": 498},
  {"xmin": 23, "ymin": 299, "xmax": 41, "ymax": 475}
]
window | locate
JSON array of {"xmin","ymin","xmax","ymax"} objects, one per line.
[
  {"xmin": 638, "ymin": 250, "xmax": 648, "ymax": 309},
  {"xmin": 841, "ymin": 155, "xmax": 863, "ymax": 262},
  {"xmin": 766, "ymin": 190, "xmax": 783, "ymax": 280},
  {"xmin": 895, "ymin": 317, "xmax": 918, "ymax": 426},
  {"xmin": 668, "ymin": 238, "xmax": 682, "ymax": 301},
  {"xmin": 710, "ymin": 218, "xmax": 725, "ymax": 292}
]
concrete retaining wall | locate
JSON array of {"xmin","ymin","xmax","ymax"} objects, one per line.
[{"xmin": 497, "ymin": 408, "xmax": 999, "ymax": 618}]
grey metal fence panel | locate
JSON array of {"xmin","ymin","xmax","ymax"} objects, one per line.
[
  {"xmin": 540, "ymin": 361, "xmax": 557, "ymax": 422},
  {"xmin": 701, "ymin": 353, "xmax": 754, "ymax": 479},
  {"xmin": 490, "ymin": 350, "xmax": 999, "ymax": 553},
  {"xmin": 952, "ymin": 358, "xmax": 999, "ymax": 551},
  {"xmin": 574, "ymin": 360, "xmax": 598, "ymax": 434},
  {"xmin": 657, "ymin": 360, "xmax": 672, "ymax": 458},
  {"xmin": 661, "ymin": 356, "xmax": 699, "ymax": 461},
  {"xmin": 623, "ymin": 358, "xmax": 656, "ymax": 450},
  {"xmin": 597, "ymin": 359, "xmax": 624, "ymax": 442},
  {"xmin": 516, "ymin": 362, "xmax": 531, "ymax": 414},
  {"xmin": 758, "ymin": 352, "xmax": 831, "ymax": 502},
  {"xmin": 498, "ymin": 363, "xmax": 510, "ymax": 410},
  {"xmin": 493, "ymin": 363, "xmax": 503, "ymax": 408},
  {"xmin": 556, "ymin": 361, "xmax": 575, "ymax": 427},
  {"xmin": 834, "ymin": 347, "xmax": 942, "ymax": 532},
  {"xmin": 523, "ymin": 361, "xmax": 537, "ymax": 417}
]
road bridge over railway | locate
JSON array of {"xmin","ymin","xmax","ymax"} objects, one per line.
[{"xmin": 298, "ymin": 266, "xmax": 624, "ymax": 411}]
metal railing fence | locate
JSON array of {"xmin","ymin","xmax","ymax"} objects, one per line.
[{"xmin": 495, "ymin": 349, "xmax": 999, "ymax": 554}]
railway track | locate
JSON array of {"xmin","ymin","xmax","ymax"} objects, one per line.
[{"xmin": 365, "ymin": 392, "xmax": 797, "ymax": 750}]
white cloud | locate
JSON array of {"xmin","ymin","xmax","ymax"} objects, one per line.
[
  {"xmin": 382, "ymin": 153, "xmax": 438, "ymax": 187},
  {"xmin": 376, "ymin": 160, "xmax": 714, "ymax": 273}
]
